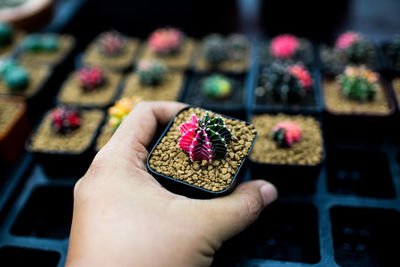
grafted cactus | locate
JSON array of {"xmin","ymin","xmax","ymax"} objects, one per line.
[
  {"xmin": 339, "ymin": 65, "xmax": 378, "ymax": 101},
  {"xmin": 335, "ymin": 31, "xmax": 375, "ymax": 64},
  {"xmin": 203, "ymin": 34, "xmax": 227, "ymax": 66},
  {"xmin": 108, "ymin": 97, "xmax": 141, "ymax": 131},
  {"xmin": 270, "ymin": 34, "xmax": 299, "ymax": 59},
  {"xmin": 78, "ymin": 67, "xmax": 105, "ymax": 92},
  {"xmin": 258, "ymin": 62, "xmax": 312, "ymax": 101},
  {"xmin": 51, "ymin": 107, "xmax": 81, "ymax": 134},
  {"xmin": 179, "ymin": 111, "xmax": 232, "ymax": 162},
  {"xmin": 272, "ymin": 121, "xmax": 302, "ymax": 147},
  {"xmin": 97, "ymin": 30, "xmax": 126, "ymax": 56},
  {"xmin": 148, "ymin": 27, "xmax": 183, "ymax": 55}
]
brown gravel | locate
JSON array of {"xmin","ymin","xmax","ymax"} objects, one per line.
[
  {"xmin": 323, "ymin": 79, "xmax": 391, "ymax": 115},
  {"xmin": 0, "ymin": 65, "xmax": 50, "ymax": 98},
  {"xmin": 121, "ymin": 71, "xmax": 183, "ymax": 101},
  {"xmin": 95, "ymin": 123, "xmax": 113, "ymax": 151},
  {"xmin": 139, "ymin": 39, "xmax": 195, "ymax": 69},
  {"xmin": 0, "ymin": 97, "xmax": 24, "ymax": 137},
  {"xmin": 19, "ymin": 35, "xmax": 75, "ymax": 66},
  {"xmin": 249, "ymin": 114, "xmax": 323, "ymax": 166},
  {"xmin": 29, "ymin": 109, "xmax": 104, "ymax": 153},
  {"xmin": 392, "ymin": 78, "xmax": 400, "ymax": 104},
  {"xmin": 57, "ymin": 71, "xmax": 122, "ymax": 107},
  {"xmin": 149, "ymin": 107, "xmax": 257, "ymax": 192},
  {"xmin": 84, "ymin": 37, "xmax": 140, "ymax": 70},
  {"xmin": 0, "ymin": 31, "xmax": 24, "ymax": 57},
  {"xmin": 193, "ymin": 43, "xmax": 250, "ymax": 73}
]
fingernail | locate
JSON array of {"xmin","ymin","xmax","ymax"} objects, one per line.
[{"xmin": 260, "ymin": 183, "xmax": 277, "ymax": 207}]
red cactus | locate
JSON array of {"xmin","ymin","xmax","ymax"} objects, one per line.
[
  {"xmin": 97, "ymin": 30, "xmax": 126, "ymax": 56},
  {"xmin": 335, "ymin": 31, "xmax": 362, "ymax": 50},
  {"xmin": 78, "ymin": 67, "xmax": 105, "ymax": 92},
  {"xmin": 148, "ymin": 28, "xmax": 183, "ymax": 55},
  {"xmin": 289, "ymin": 64, "xmax": 313, "ymax": 89},
  {"xmin": 51, "ymin": 107, "xmax": 81, "ymax": 134},
  {"xmin": 272, "ymin": 121, "xmax": 302, "ymax": 147},
  {"xmin": 270, "ymin": 34, "xmax": 299, "ymax": 59}
]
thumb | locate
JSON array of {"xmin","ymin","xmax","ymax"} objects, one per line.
[{"xmin": 202, "ymin": 180, "xmax": 277, "ymax": 242}]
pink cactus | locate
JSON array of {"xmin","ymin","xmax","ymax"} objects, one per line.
[
  {"xmin": 78, "ymin": 67, "xmax": 105, "ymax": 92},
  {"xmin": 273, "ymin": 121, "xmax": 302, "ymax": 147},
  {"xmin": 270, "ymin": 34, "xmax": 299, "ymax": 59},
  {"xmin": 289, "ymin": 64, "xmax": 313, "ymax": 89},
  {"xmin": 335, "ymin": 31, "xmax": 362, "ymax": 50},
  {"xmin": 148, "ymin": 28, "xmax": 183, "ymax": 55},
  {"xmin": 97, "ymin": 30, "xmax": 126, "ymax": 56}
]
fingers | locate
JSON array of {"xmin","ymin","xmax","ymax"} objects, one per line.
[
  {"xmin": 111, "ymin": 101, "xmax": 187, "ymax": 148},
  {"xmin": 201, "ymin": 180, "xmax": 277, "ymax": 242}
]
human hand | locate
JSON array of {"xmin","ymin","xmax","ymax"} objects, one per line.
[{"xmin": 66, "ymin": 101, "xmax": 277, "ymax": 267}]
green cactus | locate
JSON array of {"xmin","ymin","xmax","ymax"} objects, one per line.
[
  {"xmin": 0, "ymin": 59, "xmax": 29, "ymax": 92},
  {"xmin": 22, "ymin": 34, "xmax": 59, "ymax": 52},
  {"xmin": 339, "ymin": 66, "xmax": 378, "ymax": 101},
  {"xmin": 202, "ymin": 75, "xmax": 232, "ymax": 99},
  {"xmin": 227, "ymin": 33, "xmax": 248, "ymax": 61},
  {"xmin": 387, "ymin": 35, "xmax": 400, "ymax": 71},
  {"xmin": 0, "ymin": 22, "xmax": 13, "ymax": 47},
  {"xmin": 342, "ymin": 39, "xmax": 375, "ymax": 65},
  {"xmin": 137, "ymin": 60, "xmax": 166, "ymax": 86},
  {"xmin": 203, "ymin": 34, "xmax": 227, "ymax": 66}
]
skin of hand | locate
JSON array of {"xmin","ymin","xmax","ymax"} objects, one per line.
[{"xmin": 66, "ymin": 101, "xmax": 277, "ymax": 267}]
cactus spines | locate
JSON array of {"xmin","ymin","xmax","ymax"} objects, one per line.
[
  {"xmin": 258, "ymin": 62, "xmax": 312, "ymax": 101},
  {"xmin": 203, "ymin": 34, "xmax": 227, "ymax": 66},
  {"xmin": 339, "ymin": 65, "xmax": 378, "ymax": 101},
  {"xmin": 108, "ymin": 97, "xmax": 141, "ymax": 131},
  {"xmin": 272, "ymin": 121, "xmax": 302, "ymax": 147},
  {"xmin": 0, "ymin": 59, "xmax": 29, "ymax": 92},
  {"xmin": 97, "ymin": 30, "xmax": 126, "ymax": 56},
  {"xmin": 137, "ymin": 59, "xmax": 166, "ymax": 86},
  {"xmin": 202, "ymin": 74, "xmax": 232, "ymax": 99},
  {"xmin": 270, "ymin": 34, "xmax": 299, "ymax": 59},
  {"xmin": 148, "ymin": 27, "xmax": 184, "ymax": 55},
  {"xmin": 22, "ymin": 34, "xmax": 59, "ymax": 52},
  {"xmin": 387, "ymin": 35, "xmax": 400, "ymax": 70},
  {"xmin": 0, "ymin": 22, "xmax": 13, "ymax": 46},
  {"xmin": 78, "ymin": 67, "xmax": 105, "ymax": 92},
  {"xmin": 51, "ymin": 107, "xmax": 81, "ymax": 134},
  {"xmin": 179, "ymin": 111, "xmax": 232, "ymax": 163}
]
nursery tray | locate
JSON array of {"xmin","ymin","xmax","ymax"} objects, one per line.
[
  {"xmin": 378, "ymin": 41, "xmax": 400, "ymax": 78},
  {"xmin": 147, "ymin": 106, "xmax": 257, "ymax": 199},
  {"xmin": 250, "ymin": 67, "xmax": 323, "ymax": 114}
]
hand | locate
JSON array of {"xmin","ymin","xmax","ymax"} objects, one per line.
[{"xmin": 66, "ymin": 101, "xmax": 277, "ymax": 267}]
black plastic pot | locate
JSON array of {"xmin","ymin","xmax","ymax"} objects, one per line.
[
  {"xmin": 322, "ymin": 76, "xmax": 396, "ymax": 145},
  {"xmin": 181, "ymin": 73, "xmax": 247, "ymax": 119},
  {"xmin": 247, "ymin": 113, "xmax": 325, "ymax": 195},
  {"xmin": 251, "ymin": 67, "xmax": 323, "ymax": 115},
  {"xmin": 147, "ymin": 106, "xmax": 257, "ymax": 199},
  {"xmin": 26, "ymin": 109, "xmax": 104, "ymax": 178}
]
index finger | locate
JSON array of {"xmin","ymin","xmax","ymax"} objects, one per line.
[{"xmin": 105, "ymin": 101, "xmax": 187, "ymax": 156}]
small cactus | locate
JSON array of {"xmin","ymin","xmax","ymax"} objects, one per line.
[
  {"xmin": 0, "ymin": 59, "xmax": 29, "ymax": 92},
  {"xmin": 202, "ymin": 74, "xmax": 232, "ymax": 99},
  {"xmin": 108, "ymin": 97, "xmax": 141, "ymax": 131},
  {"xmin": 179, "ymin": 111, "xmax": 232, "ymax": 163},
  {"xmin": 51, "ymin": 107, "xmax": 81, "ymax": 134},
  {"xmin": 22, "ymin": 34, "xmax": 59, "ymax": 52},
  {"xmin": 258, "ymin": 62, "xmax": 312, "ymax": 102},
  {"xmin": 203, "ymin": 34, "xmax": 227, "ymax": 66},
  {"xmin": 227, "ymin": 33, "xmax": 248, "ymax": 61},
  {"xmin": 335, "ymin": 31, "xmax": 375, "ymax": 64},
  {"xmin": 77, "ymin": 67, "xmax": 105, "ymax": 92},
  {"xmin": 339, "ymin": 65, "xmax": 378, "ymax": 101},
  {"xmin": 137, "ymin": 59, "xmax": 166, "ymax": 86},
  {"xmin": 97, "ymin": 30, "xmax": 126, "ymax": 56},
  {"xmin": 148, "ymin": 27, "xmax": 184, "ymax": 55},
  {"xmin": 0, "ymin": 22, "xmax": 13, "ymax": 46},
  {"xmin": 386, "ymin": 35, "xmax": 400, "ymax": 71},
  {"xmin": 270, "ymin": 34, "xmax": 299, "ymax": 59},
  {"xmin": 272, "ymin": 121, "xmax": 302, "ymax": 147}
]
